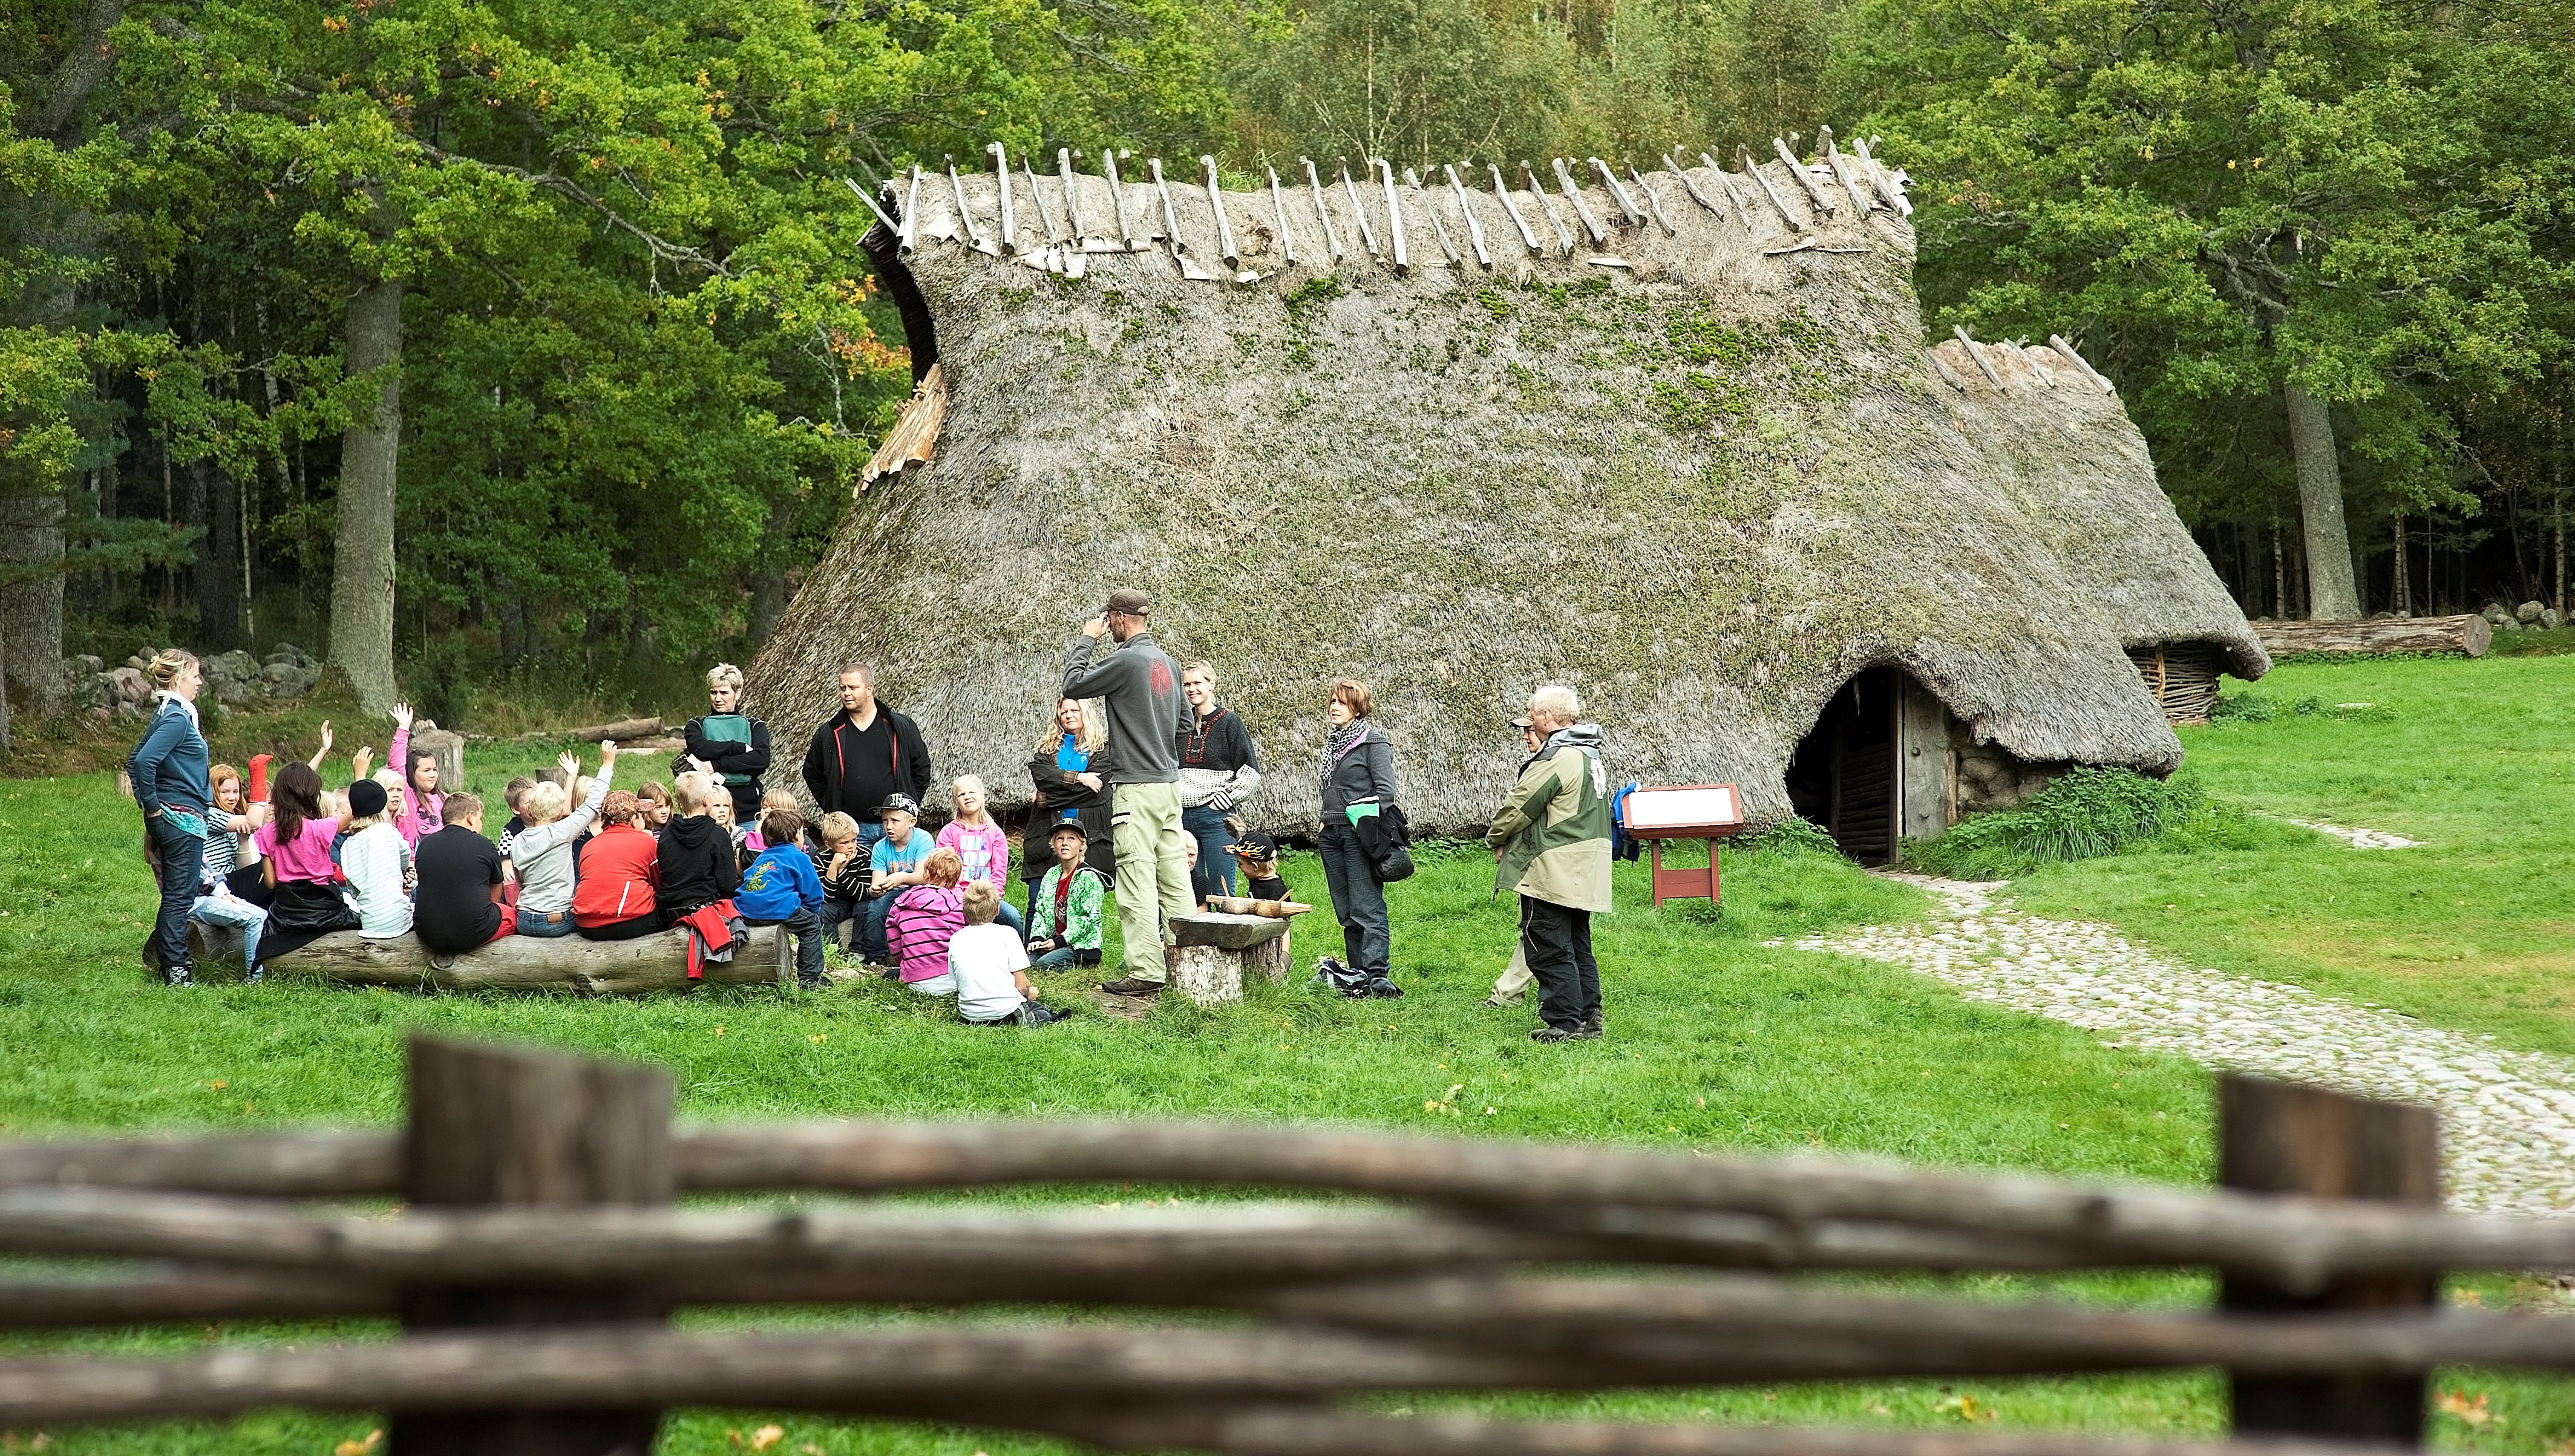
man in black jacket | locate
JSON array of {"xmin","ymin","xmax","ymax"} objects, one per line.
[{"xmin": 799, "ymin": 662, "xmax": 933, "ymax": 854}]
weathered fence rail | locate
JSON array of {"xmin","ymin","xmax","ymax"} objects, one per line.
[{"xmin": 0, "ymin": 1035, "xmax": 2546, "ymax": 1454}]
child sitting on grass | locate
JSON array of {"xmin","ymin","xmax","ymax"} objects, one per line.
[
  {"xmin": 1026, "ymin": 821, "xmax": 1106, "ymax": 971},
  {"xmin": 950, "ymin": 881, "xmax": 1070, "ymax": 1027},
  {"xmin": 886, "ymin": 846, "xmax": 965, "ymax": 994},
  {"xmin": 414, "ymin": 793, "xmax": 514, "ymax": 953},
  {"xmin": 859, "ymin": 794, "xmax": 932, "ymax": 967},
  {"xmin": 816, "ymin": 811, "xmax": 869, "ymax": 951},
  {"xmin": 339, "ymin": 778, "xmax": 415, "ymax": 939},
  {"xmin": 656, "ymin": 771, "xmax": 739, "ymax": 921},
  {"xmin": 737, "ymin": 806, "xmax": 828, "ymax": 988},
  {"xmin": 935, "ymin": 774, "xmax": 1024, "ymax": 938}
]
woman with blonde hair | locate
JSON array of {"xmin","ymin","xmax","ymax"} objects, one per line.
[
  {"xmin": 677, "ymin": 661, "xmax": 772, "ymax": 821},
  {"xmin": 126, "ymin": 649, "xmax": 212, "ymax": 985},
  {"xmin": 1022, "ymin": 696, "xmax": 1110, "ymax": 925}
]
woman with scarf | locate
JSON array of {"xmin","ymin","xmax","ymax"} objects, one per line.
[
  {"xmin": 1316, "ymin": 677, "xmax": 1399, "ymax": 994},
  {"xmin": 126, "ymin": 650, "xmax": 213, "ymax": 985}
]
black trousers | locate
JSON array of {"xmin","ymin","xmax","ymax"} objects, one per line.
[{"xmin": 1519, "ymin": 895, "xmax": 1600, "ymax": 1031}]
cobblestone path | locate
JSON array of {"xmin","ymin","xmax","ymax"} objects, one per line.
[{"xmin": 1792, "ymin": 878, "xmax": 2575, "ymax": 1214}]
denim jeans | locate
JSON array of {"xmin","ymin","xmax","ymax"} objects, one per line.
[
  {"xmin": 146, "ymin": 816, "xmax": 204, "ymax": 980},
  {"xmin": 515, "ymin": 906, "xmax": 575, "ymax": 938},
  {"xmin": 750, "ymin": 907, "xmax": 826, "ymax": 986},
  {"xmin": 819, "ymin": 896, "xmax": 860, "ymax": 950},
  {"xmin": 1182, "ymin": 805, "xmax": 1236, "ymax": 896},
  {"xmin": 191, "ymin": 892, "xmax": 268, "ymax": 977},
  {"xmin": 1032, "ymin": 944, "xmax": 1098, "ymax": 971},
  {"xmin": 861, "ymin": 892, "xmax": 898, "ymax": 963},
  {"xmin": 1318, "ymin": 819, "xmax": 1389, "ymax": 977}
]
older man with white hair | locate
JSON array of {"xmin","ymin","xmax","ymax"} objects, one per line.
[{"xmin": 1485, "ymin": 684, "xmax": 1612, "ymax": 1042}]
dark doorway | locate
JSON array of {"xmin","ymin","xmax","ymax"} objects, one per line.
[{"xmin": 1785, "ymin": 667, "xmax": 1899, "ymax": 864}]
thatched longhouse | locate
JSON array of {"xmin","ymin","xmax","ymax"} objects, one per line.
[{"xmin": 751, "ymin": 142, "xmax": 2266, "ymax": 861}]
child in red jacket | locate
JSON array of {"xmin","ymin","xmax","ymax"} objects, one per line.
[{"xmin": 574, "ymin": 790, "xmax": 663, "ymax": 941}]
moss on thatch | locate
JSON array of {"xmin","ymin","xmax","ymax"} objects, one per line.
[{"xmin": 751, "ymin": 154, "xmax": 2265, "ymax": 833}]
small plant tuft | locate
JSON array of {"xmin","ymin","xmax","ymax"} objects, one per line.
[
  {"xmin": 1736, "ymin": 815, "xmax": 1844, "ymax": 859},
  {"xmin": 1906, "ymin": 768, "xmax": 2252, "ymax": 880}
]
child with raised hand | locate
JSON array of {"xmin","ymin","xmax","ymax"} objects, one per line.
[
  {"xmin": 384, "ymin": 702, "xmax": 443, "ymax": 847},
  {"xmin": 511, "ymin": 743, "xmax": 617, "ymax": 938},
  {"xmin": 815, "ymin": 811, "xmax": 868, "ymax": 951},
  {"xmin": 951, "ymin": 880, "xmax": 1070, "ymax": 1027},
  {"xmin": 738, "ymin": 806, "xmax": 828, "ymax": 988},
  {"xmin": 1026, "ymin": 821, "xmax": 1107, "ymax": 971},
  {"xmin": 935, "ymin": 775, "xmax": 1025, "ymax": 939},
  {"xmin": 887, "ymin": 846, "xmax": 966, "ymax": 994},
  {"xmin": 859, "ymin": 794, "xmax": 932, "ymax": 967}
]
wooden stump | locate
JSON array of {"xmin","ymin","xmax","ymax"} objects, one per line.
[
  {"xmin": 2219, "ymin": 1072, "xmax": 2440, "ymax": 1445},
  {"xmin": 1166, "ymin": 912, "xmax": 1295, "ymax": 1007},
  {"xmin": 194, "ymin": 922, "xmax": 791, "ymax": 993},
  {"xmin": 2252, "ymin": 613, "xmax": 2490, "ymax": 658},
  {"xmin": 395, "ymin": 1034, "xmax": 674, "ymax": 1455}
]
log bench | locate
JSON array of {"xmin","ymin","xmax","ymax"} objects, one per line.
[
  {"xmin": 188, "ymin": 921, "xmax": 792, "ymax": 994},
  {"xmin": 1166, "ymin": 908, "xmax": 1306, "ymax": 1007},
  {"xmin": 2250, "ymin": 613, "xmax": 2490, "ymax": 658}
]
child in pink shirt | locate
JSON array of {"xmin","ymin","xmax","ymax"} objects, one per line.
[
  {"xmin": 887, "ymin": 848, "xmax": 967, "ymax": 993},
  {"xmin": 934, "ymin": 775, "xmax": 1024, "ymax": 939}
]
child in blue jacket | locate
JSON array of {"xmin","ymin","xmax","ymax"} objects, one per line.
[{"xmin": 736, "ymin": 807, "xmax": 826, "ymax": 988}]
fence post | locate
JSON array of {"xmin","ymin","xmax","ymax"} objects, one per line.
[
  {"xmin": 2219, "ymin": 1072, "xmax": 2441, "ymax": 1446},
  {"xmin": 392, "ymin": 1034, "xmax": 676, "ymax": 1456}
]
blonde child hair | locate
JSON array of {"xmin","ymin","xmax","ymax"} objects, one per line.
[
  {"xmin": 922, "ymin": 847, "xmax": 963, "ymax": 888},
  {"xmin": 819, "ymin": 811, "xmax": 860, "ymax": 844},
  {"xmin": 521, "ymin": 779, "xmax": 571, "ymax": 826},
  {"xmin": 673, "ymin": 772, "xmax": 718, "ymax": 815},
  {"xmin": 960, "ymin": 880, "xmax": 1000, "ymax": 925},
  {"xmin": 951, "ymin": 774, "xmax": 990, "ymax": 821},
  {"xmin": 760, "ymin": 787, "xmax": 800, "ymax": 816}
]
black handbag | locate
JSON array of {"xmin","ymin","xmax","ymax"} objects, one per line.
[{"xmin": 1356, "ymin": 805, "xmax": 1416, "ymax": 884}]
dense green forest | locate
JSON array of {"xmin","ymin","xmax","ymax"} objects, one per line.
[{"xmin": 2, "ymin": 0, "xmax": 2570, "ymax": 746}]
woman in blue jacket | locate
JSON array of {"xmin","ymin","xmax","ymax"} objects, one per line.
[{"xmin": 127, "ymin": 650, "xmax": 212, "ymax": 985}]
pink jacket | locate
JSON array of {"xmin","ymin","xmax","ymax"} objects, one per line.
[
  {"xmin": 387, "ymin": 726, "xmax": 447, "ymax": 847},
  {"xmin": 935, "ymin": 819, "xmax": 1012, "ymax": 888},
  {"xmin": 888, "ymin": 884, "xmax": 965, "ymax": 984}
]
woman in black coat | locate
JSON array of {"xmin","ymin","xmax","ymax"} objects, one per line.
[
  {"xmin": 1022, "ymin": 696, "xmax": 1113, "ymax": 922},
  {"xmin": 1317, "ymin": 677, "xmax": 1399, "ymax": 993}
]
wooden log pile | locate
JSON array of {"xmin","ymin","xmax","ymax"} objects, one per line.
[
  {"xmin": 0, "ymin": 1039, "xmax": 2524, "ymax": 1455},
  {"xmin": 2251, "ymin": 615, "xmax": 2490, "ymax": 659}
]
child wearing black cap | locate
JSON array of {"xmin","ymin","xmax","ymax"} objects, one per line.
[
  {"xmin": 1226, "ymin": 829, "xmax": 1291, "ymax": 902},
  {"xmin": 339, "ymin": 777, "xmax": 416, "ymax": 939}
]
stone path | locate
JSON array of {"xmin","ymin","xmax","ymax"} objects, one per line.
[
  {"xmin": 2277, "ymin": 817, "xmax": 2424, "ymax": 849},
  {"xmin": 1788, "ymin": 876, "xmax": 2575, "ymax": 1215}
]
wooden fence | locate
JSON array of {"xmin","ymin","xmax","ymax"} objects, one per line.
[{"xmin": 0, "ymin": 1034, "xmax": 2566, "ymax": 1455}]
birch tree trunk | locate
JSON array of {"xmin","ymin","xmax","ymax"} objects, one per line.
[
  {"xmin": 2284, "ymin": 385, "xmax": 2361, "ymax": 620},
  {"xmin": 329, "ymin": 276, "xmax": 402, "ymax": 709}
]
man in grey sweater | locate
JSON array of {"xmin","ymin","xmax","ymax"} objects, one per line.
[{"xmin": 1063, "ymin": 587, "xmax": 1193, "ymax": 995}]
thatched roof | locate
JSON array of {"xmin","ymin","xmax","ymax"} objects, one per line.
[{"xmin": 751, "ymin": 143, "xmax": 2266, "ymax": 833}]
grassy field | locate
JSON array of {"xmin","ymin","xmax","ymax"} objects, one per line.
[{"xmin": 1, "ymin": 656, "xmax": 2569, "ymax": 1453}]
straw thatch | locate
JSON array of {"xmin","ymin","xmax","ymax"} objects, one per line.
[{"xmin": 751, "ymin": 145, "xmax": 2265, "ymax": 834}]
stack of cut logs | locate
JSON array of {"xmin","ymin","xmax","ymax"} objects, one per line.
[{"xmin": 0, "ymin": 1037, "xmax": 2556, "ymax": 1455}]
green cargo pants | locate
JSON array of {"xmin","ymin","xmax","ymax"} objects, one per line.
[{"xmin": 1108, "ymin": 780, "xmax": 1193, "ymax": 984}]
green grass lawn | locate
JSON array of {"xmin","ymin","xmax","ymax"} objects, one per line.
[
  {"xmin": 2003, "ymin": 653, "xmax": 2575, "ymax": 1056},
  {"xmin": 2, "ymin": 659, "xmax": 2569, "ymax": 1454}
]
